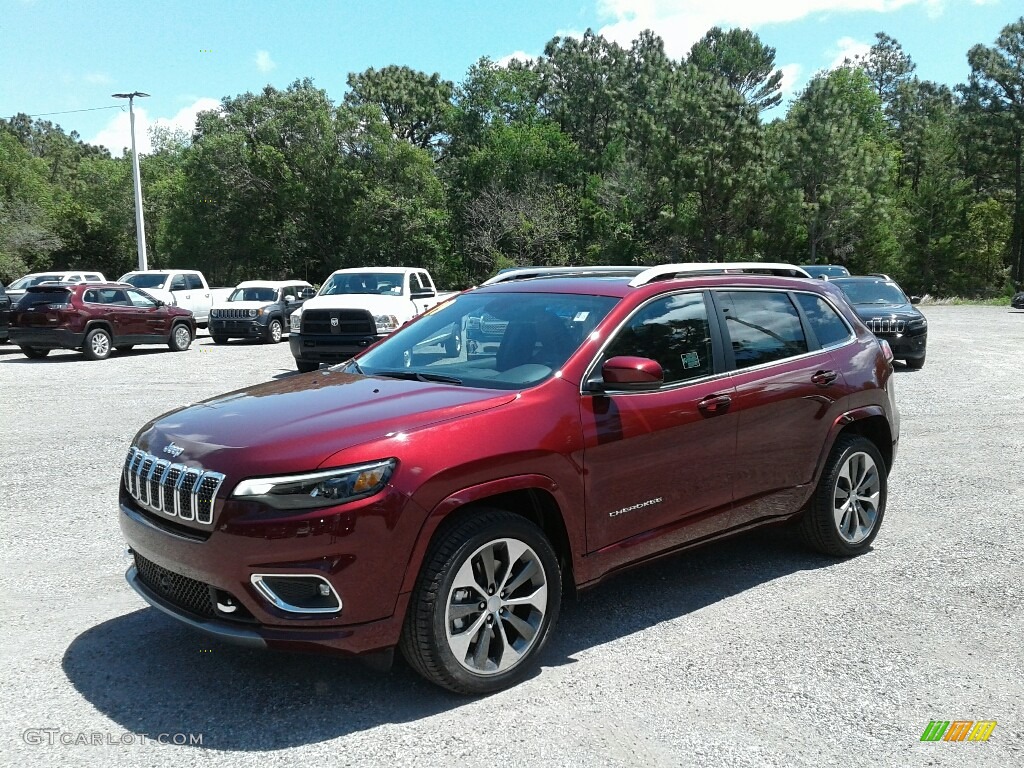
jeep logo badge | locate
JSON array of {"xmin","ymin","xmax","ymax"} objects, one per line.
[
  {"xmin": 331, "ymin": 317, "xmax": 339, "ymax": 327},
  {"xmin": 163, "ymin": 442, "xmax": 185, "ymax": 457}
]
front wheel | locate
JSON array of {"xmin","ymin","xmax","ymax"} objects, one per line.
[
  {"xmin": 800, "ymin": 434, "xmax": 887, "ymax": 557},
  {"xmin": 905, "ymin": 354, "xmax": 925, "ymax": 369},
  {"xmin": 400, "ymin": 508, "xmax": 561, "ymax": 694},
  {"xmin": 211, "ymin": 335, "xmax": 228, "ymax": 345},
  {"xmin": 265, "ymin": 318, "xmax": 283, "ymax": 344},
  {"xmin": 83, "ymin": 328, "xmax": 112, "ymax": 360},
  {"xmin": 20, "ymin": 346, "xmax": 49, "ymax": 359},
  {"xmin": 169, "ymin": 323, "xmax": 192, "ymax": 352},
  {"xmin": 296, "ymin": 360, "xmax": 319, "ymax": 373}
]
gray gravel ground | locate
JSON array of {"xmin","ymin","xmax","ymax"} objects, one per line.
[{"xmin": 1, "ymin": 307, "xmax": 1021, "ymax": 768}]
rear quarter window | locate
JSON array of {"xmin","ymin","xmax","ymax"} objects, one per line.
[{"xmin": 795, "ymin": 293, "xmax": 852, "ymax": 347}]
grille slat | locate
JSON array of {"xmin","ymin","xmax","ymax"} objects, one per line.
[
  {"xmin": 123, "ymin": 448, "xmax": 224, "ymax": 527},
  {"xmin": 216, "ymin": 308, "xmax": 255, "ymax": 320}
]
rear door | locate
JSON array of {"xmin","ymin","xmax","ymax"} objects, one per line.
[
  {"xmin": 86, "ymin": 288, "xmax": 134, "ymax": 338},
  {"xmin": 581, "ymin": 290, "xmax": 738, "ymax": 557},
  {"xmin": 713, "ymin": 289, "xmax": 852, "ymax": 527}
]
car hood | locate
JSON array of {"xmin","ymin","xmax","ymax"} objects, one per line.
[
  {"xmin": 133, "ymin": 372, "xmax": 517, "ymax": 478},
  {"xmin": 301, "ymin": 295, "xmax": 408, "ymax": 314},
  {"xmin": 211, "ymin": 300, "xmax": 273, "ymax": 311},
  {"xmin": 850, "ymin": 303, "xmax": 922, "ymax": 321}
]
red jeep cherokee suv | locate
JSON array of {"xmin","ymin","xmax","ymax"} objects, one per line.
[
  {"xmin": 119, "ymin": 264, "xmax": 899, "ymax": 693},
  {"xmin": 11, "ymin": 282, "xmax": 195, "ymax": 360}
]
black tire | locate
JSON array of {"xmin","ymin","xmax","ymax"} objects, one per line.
[
  {"xmin": 20, "ymin": 346, "xmax": 49, "ymax": 359},
  {"xmin": 115, "ymin": 345, "xmax": 134, "ymax": 352},
  {"xmin": 211, "ymin": 335, "xmax": 229, "ymax": 344},
  {"xmin": 399, "ymin": 508, "xmax": 561, "ymax": 695},
  {"xmin": 265, "ymin": 318, "xmax": 284, "ymax": 344},
  {"xmin": 800, "ymin": 434, "xmax": 887, "ymax": 557},
  {"xmin": 82, "ymin": 328, "xmax": 112, "ymax": 361},
  {"xmin": 168, "ymin": 323, "xmax": 192, "ymax": 352},
  {"xmin": 296, "ymin": 360, "xmax": 319, "ymax": 373},
  {"xmin": 905, "ymin": 354, "xmax": 925, "ymax": 369},
  {"xmin": 443, "ymin": 332, "xmax": 462, "ymax": 358}
]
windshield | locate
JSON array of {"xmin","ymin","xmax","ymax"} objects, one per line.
[
  {"xmin": 119, "ymin": 273, "xmax": 168, "ymax": 289},
  {"xmin": 320, "ymin": 272, "xmax": 403, "ymax": 296},
  {"xmin": 347, "ymin": 291, "xmax": 619, "ymax": 390},
  {"xmin": 10, "ymin": 274, "xmax": 63, "ymax": 289},
  {"xmin": 835, "ymin": 281, "xmax": 909, "ymax": 306},
  {"xmin": 229, "ymin": 286, "xmax": 278, "ymax": 302},
  {"xmin": 804, "ymin": 265, "xmax": 850, "ymax": 278}
]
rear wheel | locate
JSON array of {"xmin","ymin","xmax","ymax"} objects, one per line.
[
  {"xmin": 400, "ymin": 508, "xmax": 561, "ymax": 694},
  {"xmin": 800, "ymin": 435, "xmax": 887, "ymax": 557},
  {"xmin": 265, "ymin": 318, "xmax": 283, "ymax": 344},
  {"xmin": 20, "ymin": 346, "xmax": 49, "ymax": 359},
  {"xmin": 169, "ymin": 323, "xmax": 192, "ymax": 352},
  {"xmin": 296, "ymin": 360, "xmax": 319, "ymax": 373},
  {"xmin": 83, "ymin": 328, "xmax": 112, "ymax": 360}
]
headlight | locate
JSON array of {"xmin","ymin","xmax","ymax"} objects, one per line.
[
  {"xmin": 231, "ymin": 459, "xmax": 396, "ymax": 510},
  {"xmin": 211, "ymin": 309, "xmax": 219, "ymax": 318},
  {"xmin": 248, "ymin": 308, "xmax": 258, "ymax": 318},
  {"xmin": 374, "ymin": 314, "xmax": 400, "ymax": 334},
  {"xmin": 290, "ymin": 310, "xmax": 302, "ymax": 332},
  {"xmin": 907, "ymin": 317, "xmax": 927, "ymax": 331}
]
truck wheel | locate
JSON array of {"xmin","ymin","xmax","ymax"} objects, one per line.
[
  {"xmin": 443, "ymin": 332, "xmax": 462, "ymax": 358},
  {"xmin": 169, "ymin": 324, "xmax": 193, "ymax": 352},
  {"xmin": 20, "ymin": 346, "xmax": 49, "ymax": 359},
  {"xmin": 296, "ymin": 360, "xmax": 319, "ymax": 373},
  {"xmin": 800, "ymin": 435, "xmax": 887, "ymax": 557},
  {"xmin": 211, "ymin": 335, "xmax": 228, "ymax": 344},
  {"xmin": 83, "ymin": 328, "xmax": 112, "ymax": 360},
  {"xmin": 400, "ymin": 508, "xmax": 561, "ymax": 694},
  {"xmin": 265, "ymin": 318, "xmax": 283, "ymax": 344}
]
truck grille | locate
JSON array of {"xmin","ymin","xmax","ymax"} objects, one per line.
[
  {"xmin": 134, "ymin": 552, "xmax": 215, "ymax": 618},
  {"xmin": 302, "ymin": 309, "xmax": 375, "ymax": 335},
  {"xmin": 123, "ymin": 447, "xmax": 225, "ymax": 525},
  {"xmin": 866, "ymin": 318, "xmax": 905, "ymax": 334}
]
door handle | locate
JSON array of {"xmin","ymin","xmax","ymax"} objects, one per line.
[
  {"xmin": 811, "ymin": 370, "xmax": 838, "ymax": 387},
  {"xmin": 698, "ymin": 394, "xmax": 732, "ymax": 414}
]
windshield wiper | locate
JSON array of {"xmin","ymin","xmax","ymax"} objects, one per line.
[{"xmin": 372, "ymin": 370, "xmax": 464, "ymax": 385}]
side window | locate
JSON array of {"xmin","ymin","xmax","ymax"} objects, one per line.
[
  {"xmin": 84, "ymin": 273, "xmax": 102, "ymax": 281},
  {"xmin": 169, "ymin": 275, "xmax": 187, "ymax": 291},
  {"xmin": 718, "ymin": 291, "xmax": 808, "ymax": 369},
  {"xmin": 84, "ymin": 289, "xmax": 99, "ymax": 303},
  {"xmin": 603, "ymin": 292, "xmax": 714, "ymax": 385},
  {"xmin": 795, "ymin": 293, "xmax": 852, "ymax": 348},
  {"xmin": 96, "ymin": 289, "xmax": 129, "ymax": 305},
  {"xmin": 126, "ymin": 289, "xmax": 157, "ymax": 308},
  {"xmin": 186, "ymin": 274, "xmax": 204, "ymax": 291}
]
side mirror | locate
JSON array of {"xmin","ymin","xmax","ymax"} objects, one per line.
[
  {"xmin": 284, "ymin": 295, "xmax": 296, "ymax": 303},
  {"xmin": 910, "ymin": 296, "xmax": 921, "ymax": 304},
  {"xmin": 587, "ymin": 356, "xmax": 664, "ymax": 392}
]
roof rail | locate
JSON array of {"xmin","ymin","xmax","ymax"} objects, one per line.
[
  {"xmin": 482, "ymin": 265, "xmax": 646, "ymax": 285},
  {"xmin": 628, "ymin": 262, "xmax": 812, "ymax": 287}
]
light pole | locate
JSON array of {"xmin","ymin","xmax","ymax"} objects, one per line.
[{"xmin": 112, "ymin": 91, "xmax": 150, "ymax": 271}]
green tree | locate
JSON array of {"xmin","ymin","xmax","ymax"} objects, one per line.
[{"xmin": 688, "ymin": 27, "xmax": 784, "ymax": 114}]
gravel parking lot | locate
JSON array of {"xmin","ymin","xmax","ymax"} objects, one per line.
[{"xmin": 1, "ymin": 307, "xmax": 1021, "ymax": 768}]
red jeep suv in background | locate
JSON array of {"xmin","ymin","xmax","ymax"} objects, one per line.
[
  {"xmin": 10, "ymin": 282, "xmax": 196, "ymax": 360},
  {"xmin": 119, "ymin": 264, "xmax": 899, "ymax": 694}
]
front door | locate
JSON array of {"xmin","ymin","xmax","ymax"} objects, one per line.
[{"xmin": 581, "ymin": 291, "xmax": 737, "ymax": 558}]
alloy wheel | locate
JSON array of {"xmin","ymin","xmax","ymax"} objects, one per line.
[{"xmin": 833, "ymin": 451, "xmax": 881, "ymax": 544}]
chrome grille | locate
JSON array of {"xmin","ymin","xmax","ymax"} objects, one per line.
[
  {"xmin": 123, "ymin": 447, "xmax": 224, "ymax": 526},
  {"xmin": 302, "ymin": 309, "xmax": 375, "ymax": 335},
  {"xmin": 866, "ymin": 318, "xmax": 905, "ymax": 334}
]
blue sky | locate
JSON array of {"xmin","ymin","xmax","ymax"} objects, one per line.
[{"xmin": 1, "ymin": 0, "xmax": 1017, "ymax": 156}]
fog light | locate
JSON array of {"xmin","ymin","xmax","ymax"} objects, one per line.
[{"xmin": 250, "ymin": 574, "xmax": 342, "ymax": 614}]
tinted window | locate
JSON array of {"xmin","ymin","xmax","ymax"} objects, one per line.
[
  {"xmin": 186, "ymin": 274, "xmax": 204, "ymax": 290},
  {"xmin": 795, "ymin": 293, "xmax": 852, "ymax": 347},
  {"xmin": 603, "ymin": 292, "xmax": 714, "ymax": 385},
  {"xmin": 19, "ymin": 288, "xmax": 72, "ymax": 308},
  {"xmin": 127, "ymin": 289, "xmax": 157, "ymax": 307},
  {"xmin": 120, "ymin": 274, "xmax": 167, "ymax": 289},
  {"xmin": 229, "ymin": 286, "xmax": 277, "ymax": 302},
  {"xmin": 169, "ymin": 275, "xmax": 187, "ymax": 291},
  {"xmin": 85, "ymin": 288, "xmax": 129, "ymax": 305},
  {"xmin": 834, "ymin": 281, "xmax": 908, "ymax": 306},
  {"xmin": 719, "ymin": 291, "xmax": 808, "ymax": 369}
]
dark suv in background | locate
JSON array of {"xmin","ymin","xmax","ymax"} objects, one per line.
[
  {"xmin": 828, "ymin": 276, "xmax": 927, "ymax": 368},
  {"xmin": 119, "ymin": 263, "xmax": 899, "ymax": 694},
  {"xmin": 10, "ymin": 282, "xmax": 196, "ymax": 360},
  {"xmin": 0, "ymin": 282, "xmax": 10, "ymax": 343},
  {"xmin": 210, "ymin": 280, "xmax": 313, "ymax": 344}
]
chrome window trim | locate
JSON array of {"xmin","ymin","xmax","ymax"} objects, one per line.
[{"xmin": 250, "ymin": 574, "xmax": 343, "ymax": 615}]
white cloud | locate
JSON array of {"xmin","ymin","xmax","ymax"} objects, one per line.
[
  {"xmin": 255, "ymin": 50, "xmax": 276, "ymax": 73},
  {"xmin": 91, "ymin": 97, "xmax": 221, "ymax": 157},
  {"xmin": 828, "ymin": 35, "xmax": 871, "ymax": 68},
  {"xmin": 496, "ymin": 50, "xmax": 535, "ymax": 67},
  {"xmin": 779, "ymin": 62, "xmax": 804, "ymax": 99},
  {"xmin": 594, "ymin": 0, "xmax": 928, "ymax": 58},
  {"xmin": 83, "ymin": 72, "xmax": 113, "ymax": 86}
]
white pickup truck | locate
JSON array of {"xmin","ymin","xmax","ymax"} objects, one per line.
[
  {"xmin": 118, "ymin": 270, "xmax": 233, "ymax": 326},
  {"xmin": 289, "ymin": 267, "xmax": 456, "ymax": 371}
]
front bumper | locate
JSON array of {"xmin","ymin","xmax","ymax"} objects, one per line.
[
  {"xmin": 210, "ymin": 318, "xmax": 267, "ymax": 338},
  {"xmin": 289, "ymin": 331, "xmax": 382, "ymax": 364},
  {"xmin": 874, "ymin": 330, "xmax": 927, "ymax": 361},
  {"xmin": 9, "ymin": 327, "xmax": 84, "ymax": 350}
]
